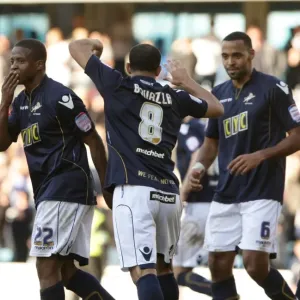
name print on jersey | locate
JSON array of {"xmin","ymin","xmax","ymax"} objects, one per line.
[
  {"xmin": 134, "ymin": 83, "xmax": 172, "ymax": 106},
  {"xmin": 223, "ymin": 111, "xmax": 248, "ymax": 138},
  {"xmin": 21, "ymin": 123, "xmax": 41, "ymax": 147}
]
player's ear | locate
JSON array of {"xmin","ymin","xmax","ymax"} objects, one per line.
[
  {"xmin": 36, "ymin": 60, "xmax": 44, "ymax": 71},
  {"xmin": 249, "ymin": 48, "xmax": 255, "ymax": 61},
  {"xmin": 125, "ymin": 63, "xmax": 131, "ymax": 75},
  {"xmin": 155, "ymin": 65, "xmax": 162, "ymax": 77}
]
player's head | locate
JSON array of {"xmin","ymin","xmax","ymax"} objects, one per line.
[
  {"xmin": 10, "ymin": 38, "xmax": 47, "ymax": 84},
  {"xmin": 126, "ymin": 44, "xmax": 161, "ymax": 77},
  {"xmin": 222, "ymin": 31, "xmax": 254, "ymax": 81}
]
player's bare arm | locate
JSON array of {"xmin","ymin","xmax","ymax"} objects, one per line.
[
  {"xmin": 83, "ymin": 130, "xmax": 112, "ymax": 209},
  {"xmin": 182, "ymin": 137, "xmax": 219, "ymax": 196},
  {"xmin": 164, "ymin": 60, "xmax": 224, "ymax": 118},
  {"xmin": 0, "ymin": 71, "xmax": 19, "ymax": 151},
  {"xmin": 69, "ymin": 38, "xmax": 103, "ymax": 69},
  {"xmin": 228, "ymin": 126, "xmax": 300, "ymax": 175}
]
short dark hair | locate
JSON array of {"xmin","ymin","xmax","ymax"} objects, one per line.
[
  {"xmin": 15, "ymin": 38, "xmax": 47, "ymax": 62},
  {"xmin": 223, "ymin": 31, "xmax": 253, "ymax": 49},
  {"xmin": 129, "ymin": 44, "xmax": 161, "ymax": 72}
]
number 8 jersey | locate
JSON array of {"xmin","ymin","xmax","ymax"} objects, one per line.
[{"xmin": 85, "ymin": 55, "xmax": 208, "ymax": 194}]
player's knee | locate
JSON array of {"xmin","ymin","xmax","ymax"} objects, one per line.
[
  {"xmin": 61, "ymin": 259, "xmax": 78, "ymax": 286},
  {"xmin": 209, "ymin": 252, "xmax": 234, "ymax": 281},
  {"xmin": 243, "ymin": 251, "xmax": 269, "ymax": 284},
  {"xmin": 36, "ymin": 256, "xmax": 62, "ymax": 287},
  {"xmin": 157, "ymin": 254, "xmax": 172, "ymax": 276},
  {"xmin": 130, "ymin": 266, "xmax": 157, "ymax": 284}
]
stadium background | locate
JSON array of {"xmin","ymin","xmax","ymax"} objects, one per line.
[{"xmin": 1, "ymin": 0, "xmax": 300, "ymax": 299}]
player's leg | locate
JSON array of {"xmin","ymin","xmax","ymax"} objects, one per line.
[
  {"xmin": 156, "ymin": 255, "xmax": 180, "ymax": 300},
  {"xmin": 36, "ymin": 256, "xmax": 65, "ymax": 300},
  {"xmin": 205, "ymin": 201, "xmax": 242, "ymax": 299},
  {"xmin": 62, "ymin": 258, "xmax": 114, "ymax": 300},
  {"xmin": 113, "ymin": 185, "xmax": 164, "ymax": 300},
  {"xmin": 173, "ymin": 202, "xmax": 212, "ymax": 296},
  {"xmin": 155, "ymin": 192, "xmax": 184, "ymax": 300},
  {"xmin": 29, "ymin": 201, "xmax": 66, "ymax": 300},
  {"xmin": 240, "ymin": 200, "xmax": 295, "ymax": 299},
  {"xmin": 60, "ymin": 204, "xmax": 114, "ymax": 300}
]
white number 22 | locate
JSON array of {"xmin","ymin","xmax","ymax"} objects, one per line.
[{"xmin": 139, "ymin": 102, "xmax": 163, "ymax": 145}]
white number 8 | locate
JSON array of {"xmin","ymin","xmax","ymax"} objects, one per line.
[{"xmin": 139, "ymin": 102, "xmax": 163, "ymax": 145}]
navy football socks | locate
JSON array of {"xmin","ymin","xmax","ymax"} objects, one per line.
[
  {"xmin": 40, "ymin": 281, "xmax": 65, "ymax": 300},
  {"xmin": 66, "ymin": 269, "xmax": 115, "ymax": 299},
  {"xmin": 177, "ymin": 271, "xmax": 212, "ymax": 296},
  {"xmin": 211, "ymin": 276, "xmax": 239, "ymax": 300},
  {"xmin": 158, "ymin": 273, "xmax": 179, "ymax": 300},
  {"xmin": 136, "ymin": 274, "xmax": 164, "ymax": 300},
  {"xmin": 260, "ymin": 268, "xmax": 295, "ymax": 299}
]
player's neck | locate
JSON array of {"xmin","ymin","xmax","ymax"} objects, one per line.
[
  {"xmin": 25, "ymin": 72, "xmax": 46, "ymax": 94},
  {"xmin": 131, "ymin": 71, "xmax": 156, "ymax": 79},
  {"xmin": 232, "ymin": 69, "xmax": 253, "ymax": 89}
]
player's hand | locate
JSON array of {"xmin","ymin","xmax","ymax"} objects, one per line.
[
  {"xmin": 163, "ymin": 60, "xmax": 189, "ymax": 86},
  {"xmin": 228, "ymin": 151, "xmax": 265, "ymax": 175},
  {"xmin": 1, "ymin": 71, "xmax": 19, "ymax": 107},
  {"xmin": 102, "ymin": 190, "xmax": 113, "ymax": 210}
]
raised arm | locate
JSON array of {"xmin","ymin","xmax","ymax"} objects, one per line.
[
  {"xmin": 69, "ymin": 39, "xmax": 103, "ymax": 69},
  {"xmin": 165, "ymin": 60, "xmax": 224, "ymax": 118}
]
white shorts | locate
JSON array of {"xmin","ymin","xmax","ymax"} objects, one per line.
[
  {"xmin": 30, "ymin": 201, "xmax": 94, "ymax": 266},
  {"xmin": 113, "ymin": 185, "xmax": 182, "ymax": 271},
  {"xmin": 204, "ymin": 200, "xmax": 282, "ymax": 255},
  {"xmin": 173, "ymin": 202, "xmax": 210, "ymax": 268}
]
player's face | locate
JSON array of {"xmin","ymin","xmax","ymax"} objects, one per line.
[
  {"xmin": 221, "ymin": 40, "xmax": 254, "ymax": 80},
  {"xmin": 10, "ymin": 47, "xmax": 39, "ymax": 85}
]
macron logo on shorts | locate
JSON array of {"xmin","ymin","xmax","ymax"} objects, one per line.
[{"xmin": 150, "ymin": 192, "xmax": 176, "ymax": 204}]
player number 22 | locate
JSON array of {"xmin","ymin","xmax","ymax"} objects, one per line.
[{"xmin": 139, "ymin": 102, "xmax": 163, "ymax": 145}]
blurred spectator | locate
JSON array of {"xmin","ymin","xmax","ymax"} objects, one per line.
[
  {"xmin": 89, "ymin": 31, "xmax": 114, "ymax": 67},
  {"xmin": 6, "ymin": 189, "xmax": 33, "ymax": 262},
  {"xmin": 191, "ymin": 18, "xmax": 221, "ymax": 89},
  {"xmin": 69, "ymin": 27, "xmax": 91, "ymax": 91},
  {"xmin": 246, "ymin": 25, "xmax": 286, "ymax": 78},
  {"xmin": 0, "ymin": 35, "xmax": 11, "ymax": 86},
  {"xmin": 45, "ymin": 27, "xmax": 71, "ymax": 86},
  {"xmin": 286, "ymin": 32, "xmax": 300, "ymax": 90},
  {"xmin": 169, "ymin": 38, "xmax": 197, "ymax": 77}
]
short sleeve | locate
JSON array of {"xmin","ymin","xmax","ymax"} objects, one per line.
[
  {"xmin": 175, "ymin": 90, "xmax": 208, "ymax": 118},
  {"xmin": 8, "ymin": 98, "xmax": 21, "ymax": 142},
  {"xmin": 56, "ymin": 91, "xmax": 95, "ymax": 137},
  {"xmin": 205, "ymin": 118, "xmax": 219, "ymax": 139},
  {"xmin": 84, "ymin": 54, "xmax": 123, "ymax": 96},
  {"xmin": 270, "ymin": 81, "xmax": 300, "ymax": 131}
]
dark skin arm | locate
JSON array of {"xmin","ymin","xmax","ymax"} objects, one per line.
[
  {"xmin": 0, "ymin": 71, "xmax": 19, "ymax": 151},
  {"xmin": 83, "ymin": 130, "xmax": 112, "ymax": 209},
  {"xmin": 228, "ymin": 126, "xmax": 300, "ymax": 175}
]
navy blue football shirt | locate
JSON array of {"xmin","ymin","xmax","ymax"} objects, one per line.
[
  {"xmin": 206, "ymin": 69, "xmax": 300, "ymax": 204},
  {"xmin": 177, "ymin": 118, "xmax": 218, "ymax": 203},
  {"xmin": 85, "ymin": 55, "xmax": 208, "ymax": 194},
  {"xmin": 8, "ymin": 76, "xmax": 96, "ymax": 208}
]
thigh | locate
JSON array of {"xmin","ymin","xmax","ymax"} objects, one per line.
[
  {"xmin": 156, "ymin": 191, "xmax": 182, "ymax": 264},
  {"xmin": 204, "ymin": 201, "xmax": 242, "ymax": 252},
  {"xmin": 112, "ymin": 185, "xmax": 158, "ymax": 271},
  {"xmin": 239, "ymin": 199, "xmax": 282, "ymax": 254},
  {"xmin": 30, "ymin": 201, "xmax": 93, "ymax": 266}
]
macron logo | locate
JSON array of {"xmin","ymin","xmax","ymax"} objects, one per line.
[
  {"xmin": 136, "ymin": 148, "xmax": 165, "ymax": 159},
  {"xmin": 59, "ymin": 94, "xmax": 74, "ymax": 109},
  {"xmin": 276, "ymin": 81, "xmax": 289, "ymax": 95}
]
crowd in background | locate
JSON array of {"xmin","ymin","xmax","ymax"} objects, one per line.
[{"xmin": 1, "ymin": 14, "xmax": 300, "ymax": 287}]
